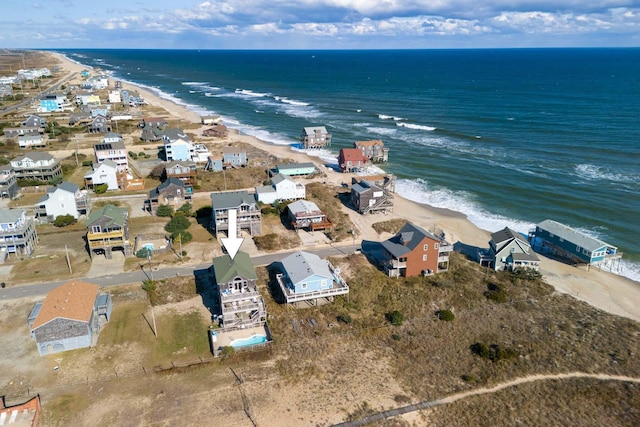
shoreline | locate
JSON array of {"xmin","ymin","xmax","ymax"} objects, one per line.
[{"xmin": 48, "ymin": 51, "xmax": 640, "ymax": 323}]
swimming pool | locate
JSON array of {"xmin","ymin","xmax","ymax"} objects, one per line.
[{"xmin": 230, "ymin": 334, "xmax": 267, "ymax": 348}]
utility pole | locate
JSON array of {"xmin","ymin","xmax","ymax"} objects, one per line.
[
  {"xmin": 147, "ymin": 253, "xmax": 157, "ymax": 338},
  {"xmin": 65, "ymin": 245, "xmax": 72, "ymax": 274}
]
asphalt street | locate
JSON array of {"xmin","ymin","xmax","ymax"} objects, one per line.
[{"xmin": 0, "ymin": 244, "xmax": 360, "ymax": 301}]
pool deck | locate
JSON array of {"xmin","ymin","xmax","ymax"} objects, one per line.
[{"xmin": 211, "ymin": 325, "xmax": 270, "ymax": 351}]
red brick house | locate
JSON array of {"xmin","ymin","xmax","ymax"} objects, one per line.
[
  {"xmin": 381, "ymin": 222, "xmax": 452, "ymax": 277},
  {"xmin": 338, "ymin": 148, "xmax": 368, "ymax": 173}
]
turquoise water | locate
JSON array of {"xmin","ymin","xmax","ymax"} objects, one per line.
[
  {"xmin": 231, "ymin": 334, "xmax": 267, "ymax": 348},
  {"xmin": 60, "ymin": 48, "xmax": 640, "ymax": 282}
]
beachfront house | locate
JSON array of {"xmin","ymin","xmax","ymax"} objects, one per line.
[
  {"xmin": 84, "ymin": 160, "xmax": 119, "ymax": 192},
  {"xmin": 286, "ymin": 200, "xmax": 333, "ymax": 231},
  {"xmin": 141, "ymin": 117, "xmax": 168, "ymax": 129},
  {"xmin": 486, "ymin": 227, "xmax": 540, "ymax": 271},
  {"xmin": 350, "ymin": 179, "xmax": 394, "ymax": 215},
  {"xmin": 381, "ymin": 222, "xmax": 452, "ymax": 277},
  {"xmin": 210, "ymin": 190, "xmax": 262, "ymax": 237},
  {"xmin": 529, "ymin": 219, "xmax": 623, "ymax": 268},
  {"xmin": 10, "ymin": 152, "xmax": 62, "ymax": 183},
  {"xmin": 275, "ymin": 162, "xmax": 316, "ymax": 177},
  {"xmin": 212, "ymin": 251, "xmax": 266, "ymax": 329},
  {"xmin": 147, "ymin": 178, "xmax": 192, "ymax": 215},
  {"xmin": 222, "ymin": 147, "xmax": 247, "ymax": 168},
  {"xmin": 273, "ymin": 251, "xmax": 349, "ymax": 307},
  {"xmin": 338, "ymin": 148, "xmax": 368, "ymax": 173},
  {"xmin": 255, "ymin": 173, "xmax": 306, "ymax": 205},
  {"xmin": 0, "ymin": 165, "xmax": 19, "ymax": 200},
  {"xmin": 94, "ymin": 140, "xmax": 128, "ymax": 173},
  {"xmin": 27, "ymin": 280, "xmax": 112, "ymax": 356},
  {"xmin": 354, "ymin": 139, "xmax": 389, "ymax": 163},
  {"xmin": 300, "ymin": 126, "xmax": 331, "ymax": 149},
  {"xmin": 86, "ymin": 204, "xmax": 132, "ymax": 259},
  {"xmin": 0, "ymin": 208, "xmax": 38, "ymax": 260},
  {"xmin": 34, "ymin": 181, "xmax": 90, "ymax": 222},
  {"xmin": 202, "ymin": 124, "xmax": 228, "ymax": 138}
]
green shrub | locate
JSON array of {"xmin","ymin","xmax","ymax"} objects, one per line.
[
  {"xmin": 485, "ymin": 282, "xmax": 507, "ymax": 303},
  {"xmin": 172, "ymin": 231, "xmax": 192, "ymax": 244},
  {"xmin": 165, "ymin": 215, "xmax": 190, "ymax": 233},
  {"xmin": 156, "ymin": 205, "xmax": 174, "ymax": 217},
  {"xmin": 337, "ymin": 314, "xmax": 352, "ymax": 324},
  {"xmin": 391, "ymin": 334, "xmax": 402, "ymax": 341},
  {"xmin": 176, "ymin": 203, "xmax": 192, "ymax": 216},
  {"xmin": 437, "ymin": 309, "xmax": 455, "ymax": 321},
  {"xmin": 94, "ymin": 183, "xmax": 108, "ymax": 194},
  {"xmin": 136, "ymin": 247, "xmax": 152, "ymax": 259},
  {"xmin": 82, "ymin": 160, "xmax": 93, "ymax": 167},
  {"xmin": 53, "ymin": 214, "xmax": 77, "ymax": 227},
  {"xmin": 219, "ymin": 346, "xmax": 235, "ymax": 357},
  {"xmin": 128, "ymin": 151, "xmax": 138, "ymax": 159},
  {"xmin": 386, "ymin": 310, "xmax": 404, "ymax": 326},
  {"xmin": 142, "ymin": 279, "xmax": 158, "ymax": 305},
  {"xmin": 470, "ymin": 342, "xmax": 518, "ymax": 362},
  {"xmin": 138, "ymin": 151, "xmax": 146, "ymax": 157}
]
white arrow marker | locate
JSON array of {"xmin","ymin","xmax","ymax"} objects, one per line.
[{"xmin": 220, "ymin": 209, "xmax": 244, "ymax": 260}]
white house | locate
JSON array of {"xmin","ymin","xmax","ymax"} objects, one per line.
[
  {"xmin": 18, "ymin": 134, "xmax": 46, "ymax": 149},
  {"xmin": 108, "ymin": 90, "xmax": 122, "ymax": 104},
  {"xmin": 84, "ymin": 160, "xmax": 119, "ymax": 191},
  {"xmin": 34, "ymin": 181, "xmax": 89, "ymax": 221},
  {"xmin": 193, "ymin": 144, "xmax": 211, "ymax": 163},
  {"xmin": 94, "ymin": 140, "xmax": 128, "ymax": 172},
  {"xmin": 255, "ymin": 173, "xmax": 305, "ymax": 204}
]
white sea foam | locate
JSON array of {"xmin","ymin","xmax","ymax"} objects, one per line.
[
  {"xmin": 378, "ymin": 114, "xmax": 406, "ymax": 121},
  {"xmin": 291, "ymin": 147, "xmax": 338, "ymax": 165},
  {"xmin": 235, "ymin": 88, "xmax": 270, "ymax": 98},
  {"xmin": 274, "ymin": 96, "xmax": 309, "ymax": 106},
  {"xmin": 366, "ymin": 126, "xmax": 398, "ymax": 136},
  {"xmin": 574, "ymin": 163, "xmax": 637, "ymax": 184},
  {"xmin": 397, "ymin": 122, "xmax": 437, "ymax": 131},
  {"xmin": 395, "ymin": 178, "xmax": 534, "ymax": 236}
]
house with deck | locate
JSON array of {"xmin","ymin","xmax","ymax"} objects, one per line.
[
  {"xmin": 210, "ymin": 190, "xmax": 262, "ymax": 237},
  {"xmin": 354, "ymin": 139, "xmax": 389, "ymax": 163},
  {"xmin": 205, "ymin": 155, "xmax": 224, "ymax": 172},
  {"xmin": 164, "ymin": 160, "xmax": 197, "ymax": 187},
  {"xmin": 22, "ymin": 114, "xmax": 47, "ymax": 129},
  {"xmin": 163, "ymin": 129, "xmax": 195, "ymax": 162},
  {"xmin": 350, "ymin": 179, "xmax": 394, "ymax": 214},
  {"xmin": 202, "ymin": 124, "xmax": 228, "ymax": 138},
  {"xmin": 286, "ymin": 200, "xmax": 333, "ymax": 231},
  {"xmin": 0, "ymin": 165, "xmax": 19, "ymax": 200},
  {"xmin": 88, "ymin": 114, "xmax": 110, "ymax": 133},
  {"xmin": 94, "ymin": 140, "xmax": 128, "ymax": 172},
  {"xmin": 84, "ymin": 160, "xmax": 119, "ymax": 191},
  {"xmin": 147, "ymin": 178, "xmax": 192, "ymax": 215},
  {"xmin": 10, "ymin": 152, "xmax": 62, "ymax": 182},
  {"xmin": 86, "ymin": 204, "xmax": 132, "ymax": 259},
  {"xmin": 212, "ymin": 251, "xmax": 266, "ymax": 329},
  {"xmin": 222, "ymin": 147, "xmax": 247, "ymax": 168},
  {"xmin": 486, "ymin": 227, "xmax": 540, "ymax": 271},
  {"xmin": 35, "ymin": 181, "xmax": 90, "ymax": 222},
  {"xmin": 529, "ymin": 219, "xmax": 623, "ymax": 268},
  {"xmin": 0, "ymin": 208, "xmax": 38, "ymax": 260},
  {"xmin": 338, "ymin": 148, "xmax": 368, "ymax": 172},
  {"xmin": 141, "ymin": 117, "xmax": 168, "ymax": 129},
  {"xmin": 273, "ymin": 251, "xmax": 349, "ymax": 307},
  {"xmin": 300, "ymin": 126, "xmax": 331, "ymax": 149},
  {"xmin": 381, "ymin": 222, "xmax": 452, "ymax": 277},
  {"xmin": 27, "ymin": 280, "xmax": 112, "ymax": 356}
]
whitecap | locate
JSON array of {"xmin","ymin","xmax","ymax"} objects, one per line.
[
  {"xmin": 396, "ymin": 122, "xmax": 436, "ymax": 131},
  {"xmin": 574, "ymin": 164, "xmax": 637, "ymax": 184}
]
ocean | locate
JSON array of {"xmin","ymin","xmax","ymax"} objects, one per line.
[{"xmin": 59, "ymin": 48, "xmax": 640, "ymax": 282}]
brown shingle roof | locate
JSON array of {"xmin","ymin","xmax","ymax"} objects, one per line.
[
  {"xmin": 31, "ymin": 281, "xmax": 99, "ymax": 329},
  {"xmin": 354, "ymin": 139, "xmax": 384, "ymax": 147}
]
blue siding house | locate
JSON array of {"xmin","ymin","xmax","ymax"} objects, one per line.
[
  {"xmin": 530, "ymin": 219, "xmax": 622, "ymax": 268},
  {"xmin": 274, "ymin": 251, "xmax": 349, "ymax": 307},
  {"xmin": 275, "ymin": 162, "xmax": 316, "ymax": 176}
]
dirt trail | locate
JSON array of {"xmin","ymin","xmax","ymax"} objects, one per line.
[{"xmin": 333, "ymin": 372, "xmax": 640, "ymax": 427}]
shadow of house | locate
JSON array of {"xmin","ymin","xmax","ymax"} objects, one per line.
[
  {"xmin": 194, "ymin": 267, "xmax": 218, "ymax": 321},
  {"xmin": 454, "ymin": 241, "xmax": 487, "ymax": 262}
]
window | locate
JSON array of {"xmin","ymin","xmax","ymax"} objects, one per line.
[
  {"xmin": 301, "ymin": 282, "xmax": 307, "ymax": 290},
  {"xmin": 434, "ymin": 243, "xmax": 439, "ymax": 249},
  {"xmin": 576, "ymin": 245, "xmax": 582, "ymax": 252},
  {"xmin": 423, "ymin": 244, "xmax": 428, "ymax": 251},
  {"xmin": 422, "ymin": 254, "xmax": 428, "ymax": 261},
  {"xmin": 91, "ymin": 225, "xmax": 101, "ymax": 233}
]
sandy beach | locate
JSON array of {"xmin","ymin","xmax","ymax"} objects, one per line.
[{"xmin": 49, "ymin": 51, "xmax": 640, "ymax": 323}]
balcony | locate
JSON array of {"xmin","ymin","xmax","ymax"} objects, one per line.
[{"xmin": 276, "ymin": 272, "xmax": 349, "ymax": 304}]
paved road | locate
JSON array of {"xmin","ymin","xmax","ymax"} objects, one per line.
[
  {"xmin": 0, "ymin": 71, "xmax": 76, "ymax": 116},
  {"xmin": 0, "ymin": 244, "xmax": 360, "ymax": 301}
]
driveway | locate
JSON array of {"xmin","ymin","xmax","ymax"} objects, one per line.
[{"xmin": 87, "ymin": 251, "xmax": 125, "ymax": 278}]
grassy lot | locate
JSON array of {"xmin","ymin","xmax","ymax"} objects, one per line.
[
  {"xmin": 305, "ymin": 182, "xmax": 354, "ymax": 242},
  {"xmin": 198, "ymin": 166, "xmax": 269, "ymax": 192},
  {"xmin": 372, "ymin": 218, "xmax": 408, "ymax": 234}
]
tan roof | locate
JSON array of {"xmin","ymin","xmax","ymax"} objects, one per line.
[
  {"xmin": 354, "ymin": 139, "xmax": 384, "ymax": 147},
  {"xmin": 31, "ymin": 281, "xmax": 99, "ymax": 329}
]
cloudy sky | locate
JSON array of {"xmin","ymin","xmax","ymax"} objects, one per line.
[{"xmin": 2, "ymin": 0, "xmax": 639, "ymax": 49}]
